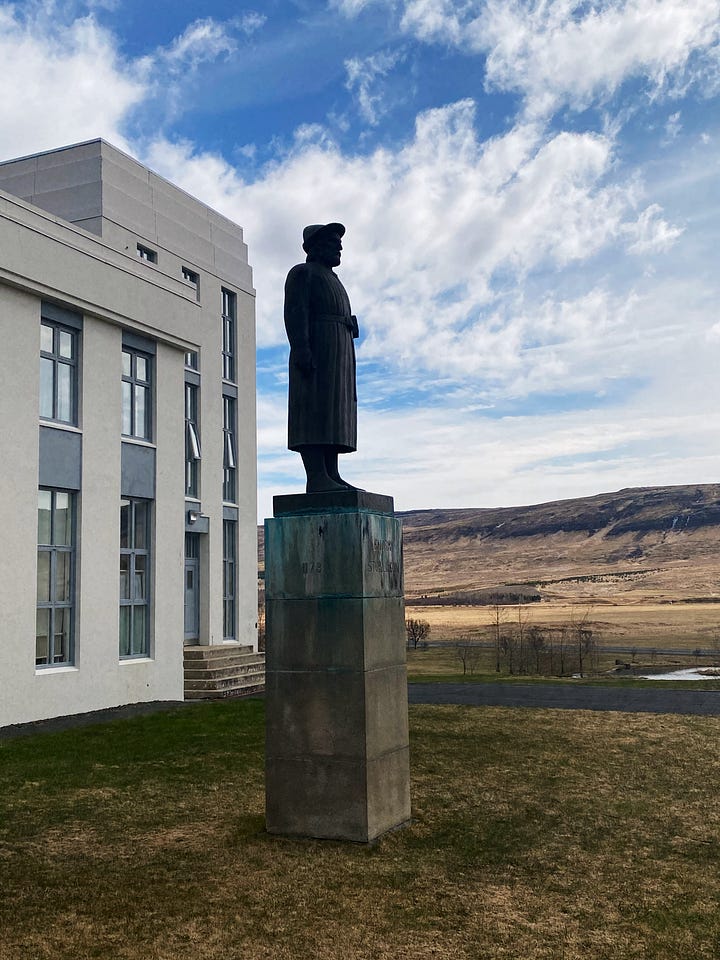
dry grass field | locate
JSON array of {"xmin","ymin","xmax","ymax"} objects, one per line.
[
  {"xmin": 405, "ymin": 600, "xmax": 720, "ymax": 652},
  {"xmin": 3, "ymin": 699, "xmax": 720, "ymax": 960}
]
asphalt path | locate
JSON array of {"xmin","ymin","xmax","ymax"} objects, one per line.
[
  {"xmin": 409, "ymin": 682, "xmax": 720, "ymax": 716},
  {"xmin": 5, "ymin": 683, "xmax": 720, "ymax": 740}
]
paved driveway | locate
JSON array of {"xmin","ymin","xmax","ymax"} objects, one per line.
[{"xmin": 409, "ymin": 683, "xmax": 720, "ymax": 716}]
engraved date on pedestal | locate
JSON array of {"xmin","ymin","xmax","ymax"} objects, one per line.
[{"xmin": 301, "ymin": 561, "xmax": 323, "ymax": 575}]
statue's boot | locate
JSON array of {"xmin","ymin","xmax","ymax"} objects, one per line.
[
  {"xmin": 325, "ymin": 450, "xmax": 365, "ymax": 492},
  {"xmin": 301, "ymin": 447, "xmax": 346, "ymax": 493}
]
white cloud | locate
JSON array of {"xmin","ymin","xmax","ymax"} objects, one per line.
[
  {"xmin": 329, "ymin": 0, "xmax": 382, "ymax": 16},
  {"xmin": 399, "ymin": 0, "xmax": 467, "ymax": 44},
  {"xmin": 147, "ymin": 98, "xmax": 688, "ymax": 400},
  {"xmin": 624, "ymin": 203, "xmax": 684, "ymax": 254},
  {"xmin": 479, "ymin": 0, "xmax": 720, "ymax": 116},
  {"xmin": 0, "ymin": 4, "xmax": 145, "ymax": 159},
  {"xmin": 345, "ymin": 48, "xmax": 405, "ymax": 125},
  {"xmin": 665, "ymin": 110, "xmax": 683, "ymax": 141},
  {"xmin": 337, "ymin": 0, "xmax": 720, "ymax": 118},
  {"xmin": 161, "ymin": 18, "xmax": 237, "ymax": 69},
  {"xmin": 234, "ymin": 12, "xmax": 267, "ymax": 35}
]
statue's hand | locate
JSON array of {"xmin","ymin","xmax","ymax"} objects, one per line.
[{"xmin": 292, "ymin": 345, "xmax": 315, "ymax": 376}]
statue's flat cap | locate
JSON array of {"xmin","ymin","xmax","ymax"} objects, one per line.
[{"xmin": 302, "ymin": 222, "xmax": 345, "ymax": 252}]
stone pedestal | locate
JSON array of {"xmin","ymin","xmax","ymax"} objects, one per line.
[{"xmin": 264, "ymin": 490, "xmax": 410, "ymax": 842}]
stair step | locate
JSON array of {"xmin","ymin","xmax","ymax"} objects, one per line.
[
  {"xmin": 184, "ymin": 660, "xmax": 265, "ymax": 681},
  {"xmin": 184, "ymin": 644, "xmax": 253, "ymax": 661},
  {"xmin": 183, "ymin": 645, "xmax": 265, "ymax": 702},
  {"xmin": 184, "ymin": 681, "xmax": 265, "ymax": 700},
  {"xmin": 185, "ymin": 669, "xmax": 266, "ymax": 692},
  {"xmin": 183, "ymin": 654, "xmax": 263, "ymax": 672}
]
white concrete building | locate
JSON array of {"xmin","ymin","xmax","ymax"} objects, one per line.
[{"xmin": 0, "ymin": 140, "xmax": 259, "ymax": 728}]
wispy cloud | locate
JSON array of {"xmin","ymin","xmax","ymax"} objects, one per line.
[{"xmin": 345, "ymin": 48, "xmax": 406, "ymax": 125}]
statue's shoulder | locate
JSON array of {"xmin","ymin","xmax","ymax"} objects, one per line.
[{"xmin": 285, "ymin": 262, "xmax": 310, "ymax": 281}]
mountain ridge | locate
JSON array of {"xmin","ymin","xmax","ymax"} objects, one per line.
[{"xmin": 398, "ymin": 483, "xmax": 720, "ymax": 603}]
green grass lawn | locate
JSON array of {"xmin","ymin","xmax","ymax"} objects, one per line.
[{"xmin": 2, "ymin": 699, "xmax": 720, "ymax": 959}]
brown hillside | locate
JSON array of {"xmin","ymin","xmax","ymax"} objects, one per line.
[{"xmin": 399, "ymin": 484, "xmax": 720, "ymax": 604}]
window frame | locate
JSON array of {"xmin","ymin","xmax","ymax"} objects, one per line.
[
  {"xmin": 121, "ymin": 347, "xmax": 153, "ymax": 441},
  {"xmin": 40, "ymin": 320, "xmax": 78, "ymax": 425},
  {"xmin": 222, "ymin": 395, "xmax": 237, "ymax": 503},
  {"xmin": 119, "ymin": 498, "xmax": 151, "ymax": 659},
  {"xmin": 182, "ymin": 266, "xmax": 200, "ymax": 301},
  {"xmin": 223, "ymin": 518, "xmax": 237, "ymax": 641},
  {"xmin": 137, "ymin": 243, "xmax": 157, "ymax": 263},
  {"xmin": 185, "ymin": 381, "xmax": 201, "ymax": 498},
  {"xmin": 36, "ymin": 488, "xmax": 76, "ymax": 668},
  {"xmin": 222, "ymin": 288, "xmax": 236, "ymax": 382}
]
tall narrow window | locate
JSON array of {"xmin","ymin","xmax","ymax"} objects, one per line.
[
  {"xmin": 223, "ymin": 519, "xmax": 237, "ymax": 641},
  {"xmin": 182, "ymin": 267, "xmax": 200, "ymax": 301},
  {"xmin": 40, "ymin": 321, "xmax": 78, "ymax": 424},
  {"xmin": 222, "ymin": 288, "xmax": 236, "ymax": 381},
  {"xmin": 121, "ymin": 348, "xmax": 152, "ymax": 440},
  {"xmin": 185, "ymin": 382, "xmax": 201, "ymax": 498},
  {"xmin": 185, "ymin": 350, "xmax": 199, "ymax": 370},
  {"xmin": 223, "ymin": 395, "xmax": 237, "ymax": 503},
  {"xmin": 119, "ymin": 499, "xmax": 150, "ymax": 658},
  {"xmin": 36, "ymin": 489, "xmax": 75, "ymax": 666}
]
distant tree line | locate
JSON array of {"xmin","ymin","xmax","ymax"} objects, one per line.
[{"xmin": 489, "ymin": 605, "xmax": 599, "ymax": 677}]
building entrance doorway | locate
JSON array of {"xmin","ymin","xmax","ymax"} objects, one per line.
[{"xmin": 184, "ymin": 533, "xmax": 200, "ymax": 643}]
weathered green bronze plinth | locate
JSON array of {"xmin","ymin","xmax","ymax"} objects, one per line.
[{"xmin": 264, "ymin": 491, "xmax": 410, "ymax": 842}]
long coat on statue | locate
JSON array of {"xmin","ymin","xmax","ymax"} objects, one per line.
[{"xmin": 284, "ymin": 259, "xmax": 358, "ymax": 452}]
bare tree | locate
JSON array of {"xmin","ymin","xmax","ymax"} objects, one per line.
[
  {"xmin": 406, "ymin": 618, "xmax": 431, "ymax": 649},
  {"xmin": 569, "ymin": 606, "xmax": 596, "ymax": 678},
  {"xmin": 528, "ymin": 625, "xmax": 547, "ymax": 675},
  {"xmin": 455, "ymin": 640, "xmax": 482, "ymax": 675},
  {"xmin": 516, "ymin": 604, "xmax": 532, "ymax": 674},
  {"xmin": 491, "ymin": 603, "xmax": 509, "ymax": 673}
]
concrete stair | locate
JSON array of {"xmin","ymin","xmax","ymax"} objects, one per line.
[{"xmin": 183, "ymin": 644, "xmax": 265, "ymax": 700}]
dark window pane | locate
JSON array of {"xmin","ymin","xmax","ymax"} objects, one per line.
[
  {"xmin": 37, "ymin": 550, "xmax": 51, "ymax": 602},
  {"xmin": 40, "ymin": 357, "xmax": 54, "ymax": 418},
  {"xmin": 58, "ymin": 330, "xmax": 73, "ymax": 359},
  {"xmin": 120, "ymin": 555, "xmax": 130, "ymax": 600},
  {"xmin": 57, "ymin": 363, "xmax": 72, "ymax": 422},
  {"xmin": 55, "ymin": 551, "xmax": 71, "ymax": 602},
  {"xmin": 132, "ymin": 606, "xmax": 147, "ymax": 655},
  {"xmin": 121, "ymin": 381, "xmax": 132, "ymax": 435},
  {"xmin": 119, "ymin": 606, "xmax": 131, "ymax": 657},
  {"xmin": 120, "ymin": 500, "xmax": 130, "ymax": 549},
  {"xmin": 40, "ymin": 323, "xmax": 53, "ymax": 353},
  {"xmin": 54, "ymin": 609, "xmax": 70, "ymax": 662},
  {"xmin": 36, "ymin": 609, "xmax": 50, "ymax": 664},
  {"xmin": 54, "ymin": 492, "xmax": 71, "ymax": 545},
  {"xmin": 38, "ymin": 490, "xmax": 52, "ymax": 544},
  {"xmin": 134, "ymin": 555, "xmax": 146, "ymax": 600},
  {"xmin": 134, "ymin": 384, "xmax": 147, "ymax": 438},
  {"xmin": 134, "ymin": 502, "xmax": 147, "ymax": 549}
]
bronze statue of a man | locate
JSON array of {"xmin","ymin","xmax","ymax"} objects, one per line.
[{"xmin": 284, "ymin": 222, "xmax": 361, "ymax": 493}]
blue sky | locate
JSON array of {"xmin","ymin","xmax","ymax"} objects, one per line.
[{"xmin": 1, "ymin": 0, "xmax": 720, "ymax": 519}]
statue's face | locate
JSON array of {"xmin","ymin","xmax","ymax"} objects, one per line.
[{"xmin": 310, "ymin": 233, "xmax": 343, "ymax": 268}]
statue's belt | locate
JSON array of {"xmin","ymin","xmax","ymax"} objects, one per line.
[{"xmin": 314, "ymin": 313, "xmax": 359, "ymax": 337}]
